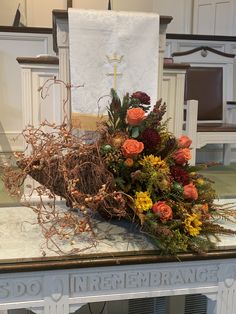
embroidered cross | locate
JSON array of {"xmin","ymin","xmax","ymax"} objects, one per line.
[{"xmin": 106, "ymin": 53, "xmax": 124, "ymax": 90}]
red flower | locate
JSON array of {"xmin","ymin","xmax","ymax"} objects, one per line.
[
  {"xmin": 170, "ymin": 165, "xmax": 190, "ymax": 186},
  {"xmin": 131, "ymin": 91, "xmax": 150, "ymax": 105},
  {"xmin": 141, "ymin": 128, "xmax": 161, "ymax": 151}
]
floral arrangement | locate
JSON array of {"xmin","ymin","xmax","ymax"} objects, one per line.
[
  {"xmin": 97, "ymin": 89, "xmax": 235, "ymax": 254},
  {"xmin": 3, "ymin": 86, "xmax": 236, "ymax": 255}
]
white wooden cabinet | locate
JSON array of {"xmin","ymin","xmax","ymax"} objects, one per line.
[
  {"xmin": 17, "ymin": 56, "xmax": 60, "ymax": 201},
  {"xmin": 193, "ymin": 0, "xmax": 235, "ymax": 35},
  {"xmin": 162, "ymin": 63, "xmax": 189, "ymax": 138},
  {"xmin": 17, "ymin": 57, "xmax": 61, "ymax": 129},
  {"xmin": 154, "ymin": 0, "xmax": 192, "ymax": 34},
  {"xmin": 0, "ymin": 28, "xmax": 54, "ymax": 156}
]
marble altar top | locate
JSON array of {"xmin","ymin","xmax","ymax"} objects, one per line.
[{"xmin": 0, "ymin": 199, "xmax": 236, "ymax": 271}]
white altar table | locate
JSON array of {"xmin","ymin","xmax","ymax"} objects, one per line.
[{"xmin": 0, "ymin": 204, "xmax": 236, "ymax": 314}]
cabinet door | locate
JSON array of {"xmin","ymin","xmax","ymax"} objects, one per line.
[
  {"xmin": 193, "ymin": 0, "xmax": 234, "ymax": 35},
  {"xmin": 154, "ymin": 0, "xmax": 192, "ymax": 34},
  {"xmin": 214, "ymin": 0, "xmax": 234, "ymax": 35}
]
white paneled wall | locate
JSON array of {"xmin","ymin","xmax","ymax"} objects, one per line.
[
  {"xmin": 193, "ymin": 0, "xmax": 235, "ymax": 35},
  {"xmin": 0, "ymin": 31, "xmax": 54, "ymax": 154},
  {"xmin": 1, "ymin": 0, "xmax": 236, "ymax": 35},
  {"xmin": 72, "ymin": 0, "xmax": 155, "ymax": 12},
  {"xmin": 26, "ymin": 0, "xmax": 66, "ymax": 27},
  {"xmin": 0, "ymin": 0, "xmax": 26, "ymax": 26},
  {"xmin": 0, "ymin": 0, "xmax": 67, "ymax": 28},
  {"xmin": 154, "ymin": 0, "xmax": 193, "ymax": 34}
]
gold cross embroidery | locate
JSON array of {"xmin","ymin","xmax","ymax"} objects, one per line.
[{"xmin": 106, "ymin": 53, "xmax": 124, "ymax": 90}]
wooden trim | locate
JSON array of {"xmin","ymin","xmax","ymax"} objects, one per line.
[
  {"xmin": 16, "ymin": 56, "xmax": 59, "ymax": 65},
  {"xmin": 160, "ymin": 16, "xmax": 173, "ymax": 25},
  {"xmin": 52, "ymin": 10, "xmax": 172, "ymax": 24},
  {"xmin": 167, "ymin": 33, "xmax": 236, "ymax": 42},
  {"xmin": 164, "ymin": 63, "xmax": 190, "ymax": 70},
  {"xmin": 67, "ymin": 0, "xmax": 73, "ymax": 8},
  {"xmin": 1, "ymin": 249, "xmax": 236, "ymax": 273},
  {"xmin": 227, "ymin": 101, "xmax": 236, "ymax": 105},
  {"xmin": 172, "ymin": 46, "xmax": 235, "ymax": 59},
  {"xmin": 52, "ymin": 10, "xmax": 173, "ymax": 53},
  {"xmin": 0, "ymin": 26, "xmax": 52, "ymax": 34}
]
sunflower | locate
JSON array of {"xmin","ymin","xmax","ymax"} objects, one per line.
[{"xmin": 184, "ymin": 213, "xmax": 202, "ymax": 236}]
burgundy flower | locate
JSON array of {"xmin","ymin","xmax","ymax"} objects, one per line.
[
  {"xmin": 170, "ymin": 165, "xmax": 190, "ymax": 186},
  {"xmin": 140, "ymin": 128, "xmax": 161, "ymax": 151},
  {"xmin": 160, "ymin": 137, "xmax": 177, "ymax": 159},
  {"xmin": 131, "ymin": 91, "xmax": 150, "ymax": 105}
]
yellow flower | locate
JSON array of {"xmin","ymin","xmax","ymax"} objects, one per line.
[
  {"xmin": 196, "ymin": 178, "xmax": 205, "ymax": 186},
  {"xmin": 184, "ymin": 213, "xmax": 202, "ymax": 236},
  {"xmin": 134, "ymin": 191, "xmax": 153, "ymax": 212},
  {"xmin": 139, "ymin": 155, "xmax": 169, "ymax": 173}
]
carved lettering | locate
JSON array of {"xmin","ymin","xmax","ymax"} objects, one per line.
[
  {"xmin": 100, "ymin": 275, "xmax": 112, "ymax": 290},
  {"xmin": 171, "ymin": 270, "xmax": 185, "ymax": 285},
  {"xmin": 111, "ymin": 273, "xmax": 125, "ymax": 289},
  {"xmin": 207, "ymin": 266, "xmax": 219, "ymax": 282},
  {"xmin": 13, "ymin": 282, "xmax": 26, "ymax": 297},
  {"xmin": 74, "ymin": 275, "xmax": 87, "ymax": 292},
  {"xmin": 150, "ymin": 271, "xmax": 161, "ymax": 286},
  {"xmin": 125, "ymin": 272, "xmax": 150, "ymax": 289},
  {"xmin": 70, "ymin": 266, "xmax": 220, "ymax": 295},
  {"xmin": 28, "ymin": 280, "xmax": 41, "ymax": 296},
  {"xmin": 89, "ymin": 276, "xmax": 100, "ymax": 291},
  {"xmin": 196, "ymin": 267, "xmax": 207, "ymax": 282},
  {"xmin": 138, "ymin": 272, "xmax": 149, "ymax": 288},
  {"xmin": 0, "ymin": 282, "xmax": 10, "ymax": 298},
  {"xmin": 0, "ymin": 279, "xmax": 42, "ymax": 300},
  {"xmin": 161, "ymin": 271, "xmax": 171, "ymax": 285},
  {"xmin": 182, "ymin": 268, "xmax": 195, "ymax": 283},
  {"xmin": 126, "ymin": 272, "xmax": 139, "ymax": 288}
]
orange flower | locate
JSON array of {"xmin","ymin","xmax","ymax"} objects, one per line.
[
  {"xmin": 173, "ymin": 148, "xmax": 191, "ymax": 165},
  {"xmin": 126, "ymin": 108, "xmax": 145, "ymax": 126},
  {"xmin": 183, "ymin": 183, "xmax": 198, "ymax": 200},
  {"xmin": 152, "ymin": 201, "xmax": 173, "ymax": 222},
  {"xmin": 124, "ymin": 158, "xmax": 134, "ymax": 167},
  {"xmin": 122, "ymin": 139, "xmax": 144, "ymax": 158},
  {"xmin": 178, "ymin": 135, "xmax": 192, "ymax": 148}
]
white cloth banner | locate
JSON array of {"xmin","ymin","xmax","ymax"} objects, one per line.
[{"xmin": 68, "ymin": 9, "xmax": 159, "ymax": 115}]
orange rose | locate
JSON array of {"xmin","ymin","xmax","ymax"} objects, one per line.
[
  {"xmin": 173, "ymin": 148, "xmax": 191, "ymax": 165},
  {"xmin": 200, "ymin": 204, "xmax": 211, "ymax": 219},
  {"xmin": 126, "ymin": 108, "xmax": 145, "ymax": 126},
  {"xmin": 178, "ymin": 135, "xmax": 192, "ymax": 148},
  {"xmin": 122, "ymin": 139, "xmax": 144, "ymax": 158},
  {"xmin": 183, "ymin": 183, "xmax": 198, "ymax": 200},
  {"xmin": 152, "ymin": 201, "xmax": 173, "ymax": 222}
]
